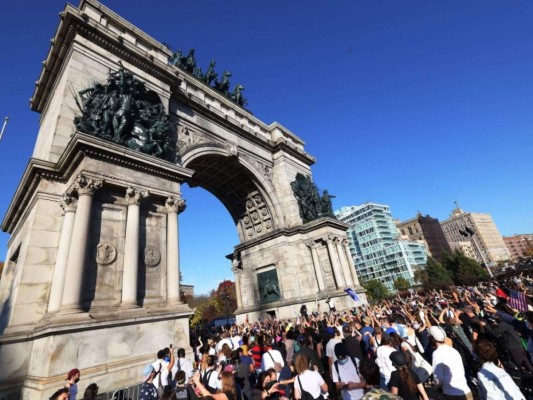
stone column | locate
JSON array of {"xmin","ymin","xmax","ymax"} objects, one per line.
[
  {"xmin": 166, "ymin": 195, "xmax": 186, "ymax": 302},
  {"xmin": 48, "ymin": 196, "xmax": 77, "ymax": 313},
  {"xmin": 122, "ymin": 187, "xmax": 148, "ymax": 306},
  {"xmin": 61, "ymin": 175, "xmax": 103, "ymax": 310},
  {"xmin": 335, "ymin": 237, "xmax": 354, "ymax": 287},
  {"xmin": 342, "ymin": 239, "xmax": 360, "ymax": 286},
  {"xmin": 232, "ymin": 260, "xmax": 243, "ymax": 309},
  {"xmin": 326, "ymin": 235, "xmax": 346, "ymax": 288},
  {"xmin": 306, "ymin": 240, "xmax": 326, "ymax": 292}
]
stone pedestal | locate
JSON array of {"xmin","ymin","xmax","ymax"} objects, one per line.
[
  {"xmin": 231, "ymin": 218, "xmax": 367, "ymax": 322},
  {"xmin": 0, "ymin": 133, "xmax": 194, "ymax": 400}
]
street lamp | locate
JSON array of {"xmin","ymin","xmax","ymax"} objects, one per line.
[{"xmin": 220, "ymin": 281, "xmax": 231, "ymax": 327}]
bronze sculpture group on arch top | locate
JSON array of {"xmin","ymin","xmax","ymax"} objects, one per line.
[
  {"xmin": 73, "ymin": 62, "xmax": 177, "ymax": 161},
  {"xmin": 168, "ymin": 48, "xmax": 248, "ymax": 107}
]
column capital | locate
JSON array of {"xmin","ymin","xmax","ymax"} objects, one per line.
[
  {"xmin": 60, "ymin": 195, "xmax": 77, "ymax": 213},
  {"xmin": 125, "ymin": 187, "xmax": 149, "ymax": 205},
  {"xmin": 75, "ymin": 174, "xmax": 103, "ymax": 196},
  {"xmin": 166, "ymin": 195, "xmax": 186, "ymax": 213},
  {"xmin": 305, "ymin": 240, "xmax": 318, "ymax": 249},
  {"xmin": 326, "ymin": 234, "xmax": 335, "ymax": 243},
  {"xmin": 232, "ymin": 258, "xmax": 244, "ymax": 274}
]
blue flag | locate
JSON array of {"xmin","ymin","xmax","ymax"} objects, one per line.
[{"xmin": 344, "ymin": 288, "xmax": 360, "ymax": 303}]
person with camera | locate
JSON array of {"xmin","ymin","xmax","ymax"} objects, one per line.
[
  {"xmin": 331, "ymin": 343, "xmax": 366, "ymax": 400},
  {"xmin": 192, "ymin": 370, "xmax": 238, "ymax": 400},
  {"xmin": 253, "ymin": 370, "xmax": 280, "ymax": 400},
  {"xmin": 152, "ymin": 345, "xmax": 175, "ymax": 396}
]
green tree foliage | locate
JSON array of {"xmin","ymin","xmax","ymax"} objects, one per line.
[
  {"xmin": 442, "ymin": 250, "xmax": 489, "ymax": 286},
  {"xmin": 393, "ymin": 277, "xmax": 411, "ymax": 292},
  {"xmin": 363, "ymin": 279, "xmax": 390, "ymax": 301},
  {"xmin": 189, "ymin": 280, "xmax": 238, "ymax": 326},
  {"xmin": 415, "ymin": 257, "xmax": 454, "ymax": 290}
]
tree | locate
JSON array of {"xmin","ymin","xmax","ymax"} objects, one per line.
[
  {"xmin": 189, "ymin": 280, "xmax": 237, "ymax": 326},
  {"xmin": 442, "ymin": 250, "xmax": 489, "ymax": 286},
  {"xmin": 363, "ymin": 279, "xmax": 390, "ymax": 301},
  {"xmin": 393, "ymin": 277, "xmax": 411, "ymax": 292},
  {"xmin": 415, "ymin": 257, "xmax": 454, "ymax": 290}
]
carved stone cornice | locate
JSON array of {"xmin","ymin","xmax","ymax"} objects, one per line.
[
  {"xmin": 165, "ymin": 195, "xmax": 186, "ymax": 213},
  {"xmin": 74, "ymin": 174, "xmax": 103, "ymax": 196},
  {"xmin": 32, "ymin": 4, "xmax": 177, "ymax": 113},
  {"xmin": 125, "ymin": 187, "xmax": 149, "ymax": 205}
]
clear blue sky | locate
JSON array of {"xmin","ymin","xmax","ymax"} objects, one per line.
[{"xmin": 0, "ymin": 1, "xmax": 532, "ymax": 294}]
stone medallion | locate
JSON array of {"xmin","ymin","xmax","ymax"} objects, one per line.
[
  {"xmin": 96, "ymin": 242, "xmax": 117, "ymax": 265},
  {"xmin": 144, "ymin": 246, "xmax": 161, "ymax": 267}
]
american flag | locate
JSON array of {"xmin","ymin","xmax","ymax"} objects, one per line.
[{"xmin": 508, "ymin": 290, "xmax": 528, "ymax": 312}]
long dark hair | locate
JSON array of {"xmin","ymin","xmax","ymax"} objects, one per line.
[{"xmin": 397, "ymin": 365, "xmax": 417, "ymax": 394}]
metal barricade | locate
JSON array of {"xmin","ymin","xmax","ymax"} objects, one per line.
[{"xmin": 95, "ymin": 383, "xmax": 143, "ymax": 400}]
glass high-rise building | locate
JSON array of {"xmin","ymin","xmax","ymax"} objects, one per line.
[{"xmin": 335, "ymin": 202, "xmax": 427, "ymax": 291}]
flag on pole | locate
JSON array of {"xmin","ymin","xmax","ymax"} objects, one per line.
[
  {"xmin": 508, "ymin": 290, "xmax": 528, "ymax": 312},
  {"xmin": 344, "ymin": 288, "xmax": 360, "ymax": 304}
]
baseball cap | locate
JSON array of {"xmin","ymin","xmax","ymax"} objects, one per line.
[
  {"xmin": 389, "ymin": 351, "xmax": 407, "ymax": 367},
  {"xmin": 334, "ymin": 343, "xmax": 348, "ymax": 359},
  {"xmin": 143, "ymin": 364, "xmax": 155, "ymax": 380},
  {"xmin": 385, "ymin": 327, "xmax": 396, "ymax": 335},
  {"xmin": 428, "ymin": 326, "xmax": 447, "ymax": 342}
]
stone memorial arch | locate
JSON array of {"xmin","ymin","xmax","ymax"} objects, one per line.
[{"xmin": 0, "ymin": 1, "xmax": 365, "ymax": 398}]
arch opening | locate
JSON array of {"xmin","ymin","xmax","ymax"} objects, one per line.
[{"xmin": 183, "ymin": 154, "xmax": 277, "ymax": 242}]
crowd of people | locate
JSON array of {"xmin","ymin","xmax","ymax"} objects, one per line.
[{"xmin": 50, "ymin": 273, "xmax": 533, "ymax": 400}]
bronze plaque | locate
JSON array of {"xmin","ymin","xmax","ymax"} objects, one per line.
[{"xmin": 257, "ymin": 269, "xmax": 281, "ymax": 304}]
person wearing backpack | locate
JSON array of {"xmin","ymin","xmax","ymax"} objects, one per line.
[
  {"xmin": 261, "ymin": 336, "xmax": 285, "ymax": 379},
  {"xmin": 173, "ymin": 370, "xmax": 192, "ymax": 400},
  {"xmin": 171, "ymin": 348, "xmax": 194, "ymax": 382},
  {"xmin": 140, "ymin": 364, "xmax": 161, "ymax": 400},
  {"xmin": 152, "ymin": 346, "xmax": 175, "ymax": 397},
  {"xmin": 331, "ymin": 343, "xmax": 366, "ymax": 400},
  {"xmin": 200, "ymin": 355, "xmax": 219, "ymax": 394},
  {"xmin": 293, "ymin": 354, "xmax": 328, "ymax": 400}
]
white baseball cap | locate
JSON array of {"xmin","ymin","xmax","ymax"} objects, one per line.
[{"xmin": 428, "ymin": 326, "xmax": 446, "ymax": 342}]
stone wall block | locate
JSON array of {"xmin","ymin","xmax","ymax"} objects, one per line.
[
  {"xmin": 9, "ymin": 303, "xmax": 46, "ymax": 327},
  {"xmin": 32, "ymin": 213, "xmax": 62, "ymax": 232},
  {"xmin": 0, "ymin": 341, "xmax": 32, "ymax": 381},
  {"xmin": 23, "ymin": 246, "xmax": 56, "ymax": 266},
  {"xmin": 28, "ymin": 231, "xmax": 60, "ymax": 249}
]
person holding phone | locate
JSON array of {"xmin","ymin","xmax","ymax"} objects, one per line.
[{"xmin": 331, "ymin": 343, "xmax": 365, "ymax": 400}]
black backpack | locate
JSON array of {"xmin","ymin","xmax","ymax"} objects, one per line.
[
  {"xmin": 201, "ymin": 369, "xmax": 217, "ymax": 394},
  {"xmin": 297, "ymin": 375, "xmax": 323, "ymax": 400}
]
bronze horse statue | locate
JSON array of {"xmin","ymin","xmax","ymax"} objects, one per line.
[
  {"xmin": 263, "ymin": 276, "xmax": 281, "ymax": 299},
  {"xmin": 215, "ymin": 70, "xmax": 232, "ymax": 95},
  {"xmin": 231, "ymin": 84, "xmax": 247, "ymax": 107},
  {"xmin": 204, "ymin": 59, "xmax": 217, "ymax": 85}
]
